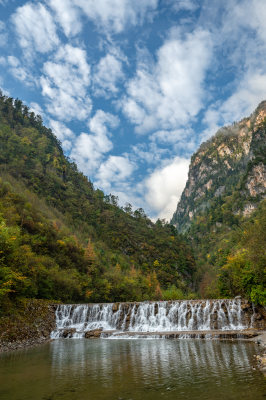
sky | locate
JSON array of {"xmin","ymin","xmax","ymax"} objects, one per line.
[{"xmin": 0, "ymin": 0, "xmax": 266, "ymax": 221}]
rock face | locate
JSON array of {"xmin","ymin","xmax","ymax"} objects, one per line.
[
  {"xmin": 0, "ymin": 299, "xmax": 56, "ymax": 352},
  {"xmin": 171, "ymin": 101, "xmax": 266, "ymax": 231}
]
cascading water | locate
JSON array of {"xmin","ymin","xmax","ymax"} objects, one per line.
[{"xmin": 51, "ymin": 299, "xmax": 252, "ymax": 339}]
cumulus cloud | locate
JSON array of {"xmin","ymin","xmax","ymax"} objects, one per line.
[
  {"xmin": 46, "ymin": 0, "xmax": 82, "ymax": 37},
  {"xmin": 49, "ymin": 119, "xmax": 75, "ymax": 151},
  {"xmin": 0, "ymin": 56, "xmax": 36, "ymax": 87},
  {"xmin": 150, "ymin": 129, "xmax": 190, "ymax": 144},
  {"xmin": 30, "ymin": 102, "xmax": 43, "ymax": 115},
  {"xmin": 93, "ymin": 52, "xmax": 125, "ymax": 97},
  {"xmin": 6, "ymin": 56, "xmax": 32, "ymax": 84},
  {"xmin": 141, "ymin": 157, "xmax": 190, "ymax": 221},
  {"xmin": 131, "ymin": 142, "xmax": 168, "ymax": 166},
  {"xmin": 223, "ymin": 0, "xmax": 266, "ymax": 47},
  {"xmin": 6, "ymin": 0, "xmax": 266, "ymax": 222},
  {"xmin": 42, "ymin": 0, "xmax": 159, "ymax": 37},
  {"xmin": 73, "ymin": 0, "xmax": 158, "ymax": 34},
  {"xmin": 150, "ymin": 128, "xmax": 197, "ymax": 156},
  {"xmin": 219, "ymin": 73, "xmax": 266, "ymax": 120},
  {"xmin": 200, "ymin": 0, "xmax": 266, "ymax": 140},
  {"xmin": 40, "ymin": 44, "xmax": 91, "ymax": 121},
  {"xmin": 95, "ymin": 155, "xmax": 135, "ymax": 191},
  {"xmin": 70, "ymin": 110, "xmax": 119, "ymax": 174},
  {"xmin": 248, "ymin": 0, "xmax": 266, "ymax": 43},
  {"xmin": 202, "ymin": 72, "xmax": 266, "ymax": 140},
  {"xmin": 122, "ymin": 29, "xmax": 212, "ymax": 133},
  {"xmin": 12, "ymin": 3, "xmax": 59, "ymax": 57}
]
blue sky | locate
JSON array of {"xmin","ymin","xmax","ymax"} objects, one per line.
[{"xmin": 0, "ymin": 0, "xmax": 266, "ymax": 220}]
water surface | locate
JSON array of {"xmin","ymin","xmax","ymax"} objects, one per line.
[{"xmin": 0, "ymin": 339, "xmax": 265, "ymax": 400}]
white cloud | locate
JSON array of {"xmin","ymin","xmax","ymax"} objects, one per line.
[
  {"xmin": 46, "ymin": 0, "xmax": 82, "ymax": 37},
  {"xmin": 30, "ymin": 102, "xmax": 43, "ymax": 116},
  {"xmin": 225, "ymin": 0, "xmax": 266, "ymax": 46},
  {"xmin": 150, "ymin": 128, "xmax": 197, "ymax": 156},
  {"xmin": 221, "ymin": 73, "xmax": 266, "ymax": 119},
  {"xmin": 43, "ymin": 0, "xmax": 159, "ymax": 38},
  {"xmin": 150, "ymin": 128, "xmax": 192, "ymax": 144},
  {"xmin": 93, "ymin": 53, "xmax": 125, "ymax": 97},
  {"xmin": 73, "ymin": 0, "xmax": 158, "ymax": 34},
  {"xmin": 95, "ymin": 155, "xmax": 134, "ymax": 191},
  {"xmin": 210, "ymin": 0, "xmax": 266, "ymax": 74},
  {"xmin": 49, "ymin": 119, "xmax": 74, "ymax": 151},
  {"xmin": 142, "ymin": 157, "xmax": 190, "ymax": 221},
  {"xmin": 49, "ymin": 120, "xmax": 74, "ymax": 141},
  {"xmin": 40, "ymin": 44, "xmax": 91, "ymax": 121},
  {"xmin": 131, "ymin": 142, "xmax": 168, "ymax": 166},
  {"xmin": 7, "ymin": 56, "xmax": 30, "ymax": 83},
  {"xmin": 122, "ymin": 29, "xmax": 212, "ymax": 133},
  {"xmin": 70, "ymin": 110, "xmax": 119, "ymax": 174},
  {"xmin": 249, "ymin": 0, "xmax": 266, "ymax": 43},
  {"xmin": 12, "ymin": 3, "xmax": 59, "ymax": 57},
  {"xmin": 196, "ymin": 0, "xmax": 266, "ymax": 141},
  {"xmin": 1, "ymin": 56, "xmax": 37, "ymax": 87},
  {"xmin": 202, "ymin": 72, "xmax": 266, "ymax": 140},
  {"xmin": 168, "ymin": 0, "xmax": 199, "ymax": 12}
]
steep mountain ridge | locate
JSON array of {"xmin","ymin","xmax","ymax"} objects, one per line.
[
  {"xmin": 171, "ymin": 102, "xmax": 266, "ymax": 304},
  {"xmin": 172, "ymin": 101, "xmax": 266, "ymax": 231}
]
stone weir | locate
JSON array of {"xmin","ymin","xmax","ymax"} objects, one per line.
[{"xmin": 51, "ymin": 299, "xmax": 265, "ymax": 339}]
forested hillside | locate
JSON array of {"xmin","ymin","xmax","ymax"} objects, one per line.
[
  {"xmin": 172, "ymin": 102, "xmax": 266, "ymax": 305},
  {"xmin": 0, "ymin": 92, "xmax": 196, "ymax": 313}
]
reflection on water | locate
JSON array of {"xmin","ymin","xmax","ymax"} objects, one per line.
[{"xmin": 0, "ymin": 340, "xmax": 265, "ymax": 400}]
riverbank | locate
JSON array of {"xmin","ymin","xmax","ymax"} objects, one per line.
[
  {"xmin": 250, "ymin": 331, "xmax": 266, "ymax": 376},
  {"xmin": 0, "ymin": 299, "xmax": 56, "ymax": 353}
]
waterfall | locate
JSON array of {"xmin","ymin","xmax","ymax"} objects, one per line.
[{"xmin": 51, "ymin": 299, "xmax": 252, "ymax": 339}]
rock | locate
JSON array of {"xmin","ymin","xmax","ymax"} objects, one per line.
[
  {"xmin": 234, "ymin": 296, "xmax": 241, "ymax": 299},
  {"xmin": 84, "ymin": 328, "xmax": 103, "ymax": 338},
  {"xmin": 254, "ymin": 313, "xmax": 263, "ymax": 320},
  {"xmin": 241, "ymin": 303, "xmax": 251, "ymax": 311},
  {"xmin": 62, "ymin": 328, "xmax": 76, "ymax": 338},
  {"xmin": 256, "ymin": 353, "xmax": 266, "ymax": 376}
]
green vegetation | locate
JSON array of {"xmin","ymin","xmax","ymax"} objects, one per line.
[
  {"xmin": 217, "ymin": 202, "xmax": 266, "ymax": 305},
  {"xmin": 1, "ymin": 91, "xmax": 264, "ymax": 311},
  {"xmin": 173, "ymin": 105, "xmax": 266, "ymax": 305},
  {"xmin": 0, "ymin": 92, "xmax": 196, "ymax": 312},
  {"xmin": 190, "ymin": 200, "xmax": 266, "ymax": 305}
]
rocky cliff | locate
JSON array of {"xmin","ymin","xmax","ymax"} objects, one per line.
[{"xmin": 171, "ymin": 101, "xmax": 266, "ymax": 232}]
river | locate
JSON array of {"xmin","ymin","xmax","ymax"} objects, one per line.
[{"xmin": 0, "ymin": 339, "xmax": 265, "ymax": 400}]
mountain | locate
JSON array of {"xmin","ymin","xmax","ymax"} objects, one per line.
[
  {"xmin": 1, "ymin": 91, "xmax": 264, "ymax": 312},
  {"xmin": 172, "ymin": 101, "xmax": 266, "ymax": 231},
  {"xmin": 0, "ymin": 91, "xmax": 196, "ymax": 312},
  {"xmin": 171, "ymin": 102, "xmax": 266, "ymax": 304}
]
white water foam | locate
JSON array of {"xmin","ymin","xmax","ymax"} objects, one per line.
[{"xmin": 51, "ymin": 299, "xmax": 250, "ymax": 339}]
